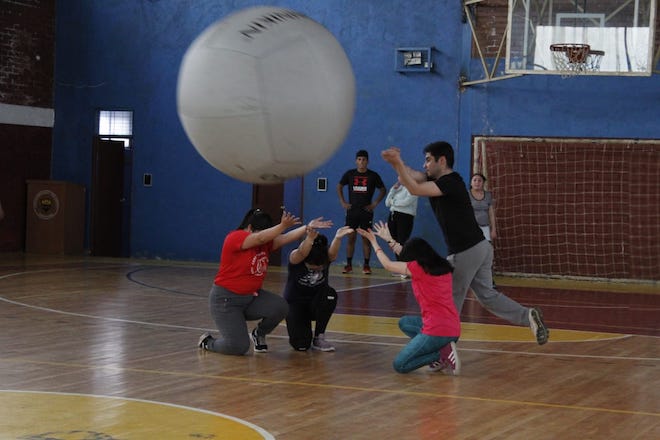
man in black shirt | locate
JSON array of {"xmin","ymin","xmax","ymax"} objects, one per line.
[
  {"xmin": 337, "ymin": 150, "xmax": 386, "ymax": 274},
  {"xmin": 381, "ymin": 141, "xmax": 549, "ymax": 345}
]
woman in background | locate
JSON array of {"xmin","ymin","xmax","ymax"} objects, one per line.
[
  {"xmin": 385, "ymin": 180, "xmax": 418, "ymax": 259},
  {"xmin": 469, "ymin": 173, "xmax": 496, "ymax": 241}
]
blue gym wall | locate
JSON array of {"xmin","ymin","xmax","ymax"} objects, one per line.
[{"xmin": 52, "ymin": 0, "xmax": 660, "ymax": 265}]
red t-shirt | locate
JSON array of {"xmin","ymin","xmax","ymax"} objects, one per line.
[
  {"xmin": 407, "ymin": 261, "xmax": 460, "ymax": 337},
  {"xmin": 214, "ymin": 229, "xmax": 274, "ymax": 294}
]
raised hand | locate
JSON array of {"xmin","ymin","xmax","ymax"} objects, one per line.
[
  {"xmin": 305, "ymin": 226, "xmax": 319, "ymax": 241},
  {"xmin": 381, "ymin": 147, "xmax": 403, "ymax": 165},
  {"xmin": 308, "ymin": 216, "xmax": 333, "ymax": 230},
  {"xmin": 335, "ymin": 225, "xmax": 354, "ymax": 239},
  {"xmin": 356, "ymin": 227, "xmax": 378, "ymax": 246},
  {"xmin": 280, "ymin": 211, "xmax": 302, "ymax": 229},
  {"xmin": 372, "ymin": 220, "xmax": 393, "ymax": 242}
]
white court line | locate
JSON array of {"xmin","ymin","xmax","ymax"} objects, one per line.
[
  {"xmin": 0, "ymin": 389, "xmax": 275, "ymax": 440},
  {"xmin": 1, "ymin": 269, "xmax": 658, "ymax": 363},
  {"xmin": 339, "ymin": 279, "xmax": 407, "ymax": 292},
  {"xmin": 1, "ymin": 291, "xmax": 655, "ymax": 362}
]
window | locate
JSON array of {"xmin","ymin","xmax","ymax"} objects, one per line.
[{"xmin": 98, "ymin": 110, "xmax": 133, "ymax": 148}]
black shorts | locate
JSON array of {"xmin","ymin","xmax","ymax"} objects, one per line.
[{"xmin": 345, "ymin": 207, "xmax": 374, "ymax": 230}]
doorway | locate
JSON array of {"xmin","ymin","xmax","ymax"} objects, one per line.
[
  {"xmin": 90, "ymin": 138, "xmax": 131, "ymax": 257},
  {"xmin": 252, "ymin": 183, "xmax": 284, "ymax": 265}
]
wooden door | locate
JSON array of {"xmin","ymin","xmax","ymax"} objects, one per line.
[
  {"xmin": 90, "ymin": 138, "xmax": 125, "ymax": 257},
  {"xmin": 252, "ymin": 183, "xmax": 284, "ymax": 265}
]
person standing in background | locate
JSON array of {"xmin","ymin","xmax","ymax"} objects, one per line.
[
  {"xmin": 385, "ymin": 180, "xmax": 418, "ymax": 262},
  {"xmin": 337, "ymin": 149, "xmax": 386, "ymax": 275},
  {"xmin": 469, "ymin": 173, "xmax": 497, "ymax": 286},
  {"xmin": 469, "ymin": 173, "xmax": 496, "ymax": 241}
]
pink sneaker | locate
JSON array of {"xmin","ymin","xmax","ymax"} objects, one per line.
[{"xmin": 432, "ymin": 341, "xmax": 460, "ymax": 376}]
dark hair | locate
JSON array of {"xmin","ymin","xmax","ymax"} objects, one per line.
[
  {"xmin": 423, "ymin": 141, "xmax": 454, "ymax": 168},
  {"xmin": 237, "ymin": 208, "xmax": 273, "ymax": 231},
  {"xmin": 472, "ymin": 172, "xmax": 487, "ymax": 181},
  {"xmin": 305, "ymin": 234, "xmax": 330, "ymax": 266},
  {"xmin": 356, "ymin": 149, "xmax": 369, "ymax": 159},
  {"xmin": 398, "ymin": 237, "xmax": 453, "ymax": 276}
]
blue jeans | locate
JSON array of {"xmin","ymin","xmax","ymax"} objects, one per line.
[{"xmin": 393, "ymin": 315, "xmax": 458, "ymax": 373}]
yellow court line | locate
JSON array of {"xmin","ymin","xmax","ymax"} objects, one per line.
[
  {"xmin": 326, "ymin": 313, "xmax": 627, "ymax": 342},
  {"xmin": 0, "ymin": 390, "xmax": 274, "ymax": 439},
  {"xmin": 495, "ymin": 275, "xmax": 660, "ymax": 294}
]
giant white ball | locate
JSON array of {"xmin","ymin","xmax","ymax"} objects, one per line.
[{"xmin": 177, "ymin": 7, "xmax": 356, "ymax": 184}]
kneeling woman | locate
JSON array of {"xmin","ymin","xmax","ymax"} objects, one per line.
[
  {"xmin": 284, "ymin": 225, "xmax": 353, "ymax": 351},
  {"xmin": 199, "ymin": 208, "xmax": 331, "ymax": 355},
  {"xmin": 358, "ymin": 222, "xmax": 461, "ymax": 375}
]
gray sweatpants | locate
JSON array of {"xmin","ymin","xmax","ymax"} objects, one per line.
[
  {"xmin": 207, "ymin": 284, "xmax": 289, "ymax": 355},
  {"xmin": 448, "ymin": 239, "xmax": 530, "ymax": 326}
]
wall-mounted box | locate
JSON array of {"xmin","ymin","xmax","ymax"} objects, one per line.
[{"xmin": 395, "ymin": 47, "xmax": 433, "ymax": 73}]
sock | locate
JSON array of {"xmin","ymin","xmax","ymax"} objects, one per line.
[
  {"xmin": 364, "ymin": 258, "xmax": 370, "ymax": 266},
  {"xmin": 347, "ymin": 257, "xmax": 353, "ymax": 266}
]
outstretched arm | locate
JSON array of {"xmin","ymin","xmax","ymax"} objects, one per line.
[
  {"xmin": 372, "ymin": 220, "xmax": 403, "ymax": 256},
  {"xmin": 356, "ymin": 227, "xmax": 409, "ymax": 276},
  {"xmin": 274, "ymin": 216, "xmax": 333, "ymax": 250},
  {"xmin": 328, "ymin": 226, "xmax": 353, "ymax": 262},
  {"xmin": 288, "ymin": 227, "xmax": 318, "ymax": 265},
  {"xmin": 242, "ymin": 211, "xmax": 301, "ymax": 250},
  {"xmin": 381, "ymin": 147, "xmax": 442, "ymax": 197}
]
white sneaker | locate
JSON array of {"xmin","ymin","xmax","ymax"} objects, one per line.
[
  {"xmin": 312, "ymin": 334, "xmax": 335, "ymax": 352},
  {"xmin": 529, "ymin": 307, "xmax": 549, "ymax": 345}
]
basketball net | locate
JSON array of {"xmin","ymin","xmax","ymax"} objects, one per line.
[{"xmin": 550, "ymin": 44, "xmax": 604, "ymax": 77}]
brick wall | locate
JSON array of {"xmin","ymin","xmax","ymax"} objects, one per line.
[
  {"xmin": 0, "ymin": 0, "xmax": 55, "ymax": 106},
  {"xmin": 471, "ymin": 0, "xmax": 508, "ymax": 59},
  {"xmin": 0, "ymin": 0, "xmax": 55, "ymax": 251}
]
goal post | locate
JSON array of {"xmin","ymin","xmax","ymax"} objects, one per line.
[{"xmin": 472, "ymin": 136, "xmax": 660, "ymax": 282}]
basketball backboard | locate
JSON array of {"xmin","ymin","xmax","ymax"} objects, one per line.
[{"xmin": 506, "ymin": 0, "xmax": 657, "ymax": 76}]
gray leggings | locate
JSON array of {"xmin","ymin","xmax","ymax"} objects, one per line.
[
  {"xmin": 449, "ymin": 239, "xmax": 530, "ymax": 326},
  {"xmin": 207, "ymin": 284, "xmax": 289, "ymax": 355}
]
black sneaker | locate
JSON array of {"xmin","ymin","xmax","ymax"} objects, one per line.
[
  {"xmin": 250, "ymin": 328, "xmax": 268, "ymax": 353},
  {"xmin": 198, "ymin": 332, "xmax": 213, "ymax": 350},
  {"xmin": 529, "ymin": 307, "xmax": 549, "ymax": 345}
]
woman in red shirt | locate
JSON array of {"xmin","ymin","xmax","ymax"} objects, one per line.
[
  {"xmin": 199, "ymin": 208, "xmax": 331, "ymax": 355},
  {"xmin": 358, "ymin": 221, "xmax": 461, "ymax": 375}
]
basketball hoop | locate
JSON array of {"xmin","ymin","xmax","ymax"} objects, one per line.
[{"xmin": 550, "ymin": 44, "xmax": 605, "ymax": 77}]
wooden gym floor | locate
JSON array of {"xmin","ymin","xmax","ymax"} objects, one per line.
[{"xmin": 0, "ymin": 254, "xmax": 658, "ymax": 439}]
